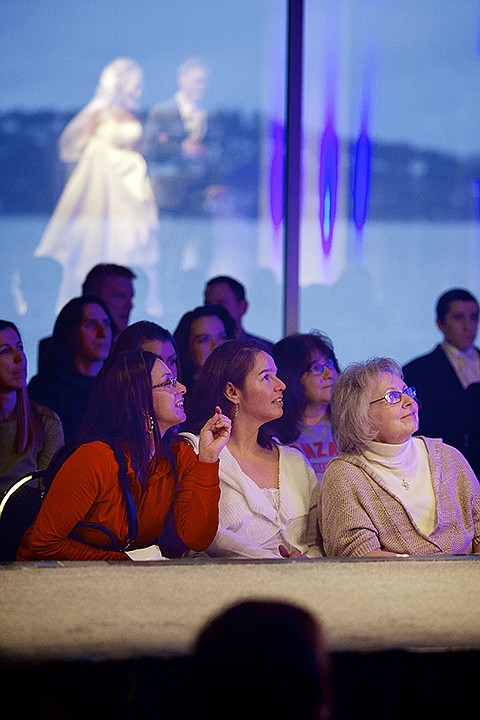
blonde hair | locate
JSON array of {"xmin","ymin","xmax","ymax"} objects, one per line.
[{"xmin": 330, "ymin": 357, "xmax": 403, "ymax": 454}]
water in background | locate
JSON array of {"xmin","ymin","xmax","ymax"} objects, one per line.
[{"xmin": 1, "ymin": 214, "xmax": 479, "ymax": 379}]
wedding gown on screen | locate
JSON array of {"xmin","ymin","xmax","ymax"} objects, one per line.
[{"xmin": 35, "ymin": 58, "xmax": 162, "ymax": 315}]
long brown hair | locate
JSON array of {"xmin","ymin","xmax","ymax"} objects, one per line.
[
  {"xmin": 0, "ymin": 320, "xmax": 44, "ymax": 454},
  {"xmin": 184, "ymin": 339, "xmax": 277, "ymax": 449}
]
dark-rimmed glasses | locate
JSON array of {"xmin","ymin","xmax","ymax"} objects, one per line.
[
  {"xmin": 306, "ymin": 359, "xmax": 336, "ymax": 376},
  {"xmin": 152, "ymin": 377, "xmax": 178, "ymax": 390},
  {"xmin": 370, "ymin": 386, "xmax": 417, "ymax": 405}
]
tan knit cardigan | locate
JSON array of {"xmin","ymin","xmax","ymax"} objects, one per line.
[{"xmin": 318, "ymin": 437, "xmax": 480, "ymax": 557}]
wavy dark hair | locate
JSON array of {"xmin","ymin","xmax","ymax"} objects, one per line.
[
  {"xmin": 173, "ymin": 304, "xmax": 236, "ymax": 392},
  {"xmin": 268, "ymin": 331, "xmax": 340, "ymax": 444},
  {"xmin": 0, "ymin": 320, "xmax": 45, "ymax": 454},
  {"xmin": 183, "ymin": 339, "xmax": 277, "ymax": 449}
]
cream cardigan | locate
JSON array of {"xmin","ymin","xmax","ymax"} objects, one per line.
[{"xmin": 181, "ymin": 433, "xmax": 321, "ymax": 558}]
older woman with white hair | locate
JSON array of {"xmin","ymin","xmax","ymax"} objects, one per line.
[
  {"xmin": 318, "ymin": 357, "xmax": 480, "ymax": 557},
  {"xmin": 35, "ymin": 57, "xmax": 161, "ymax": 315}
]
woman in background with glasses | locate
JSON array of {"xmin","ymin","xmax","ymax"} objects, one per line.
[
  {"xmin": 17, "ymin": 350, "xmax": 230, "ymax": 561},
  {"xmin": 269, "ymin": 331, "xmax": 340, "ymax": 484},
  {"xmin": 318, "ymin": 357, "xmax": 480, "ymax": 557}
]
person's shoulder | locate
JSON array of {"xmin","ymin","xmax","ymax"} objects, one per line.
[
  {"xmin": 403, "ymin": 345, "xmax": 442, "ymax": 370},
  {"xmin": 278, "ymin": 443, "xmax": 306, "ymax": 460},
  {"xmin": 147, "ymin": 97, "xmax": 179, "ymax": 118},
  {"xmin": 177, "ymin": 431, "xmax": 199, "ymax": 444},
  {"xmin": 31, "ymin": 400, "xmax": 63, "ymax": 425},
  {"xmin": 65, "ymin": 441, "xmax": 123, "ymax": 474},
  {"xmin": 27, "ymin": 371, "xmax": 51, "ymax": 397},
  {"xmin": 239, "ymin": 331, "xmax": 274, "ymax": 352},
  {"xmin": 417, "ymin": 435, "xmax": 469, "ymax": 463},
  {"xmin": 322, "ymin": 453, "xmax": 366, "ymax": 482},
  {"xmin": 175, "ymin": 433, "xmax": 200, "ymax": 454},
  {"xmin": 278, "ymin": 443, "xmax": 316, "ymax": 475}
]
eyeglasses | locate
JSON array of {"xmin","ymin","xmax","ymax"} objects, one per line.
[
  {"xmin": 370, "ymin": 386, "xmax": 417, "ymax": 405},
  {"xmin": 307, "ymin": 359, "xmax": 336, "ymax": 376},
  {"xmin": 152, "ymin": 377, "xmax": 178, "ymax": 390}
]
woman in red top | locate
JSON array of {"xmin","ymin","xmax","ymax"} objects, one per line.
[{"xmin": 17, "ymin": 349, "xmax": 231, "ymax": 561}]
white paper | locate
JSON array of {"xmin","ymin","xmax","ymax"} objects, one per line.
[{"xmin": 125, "ymin": 544, "xmax": 166, "ymax": 561}]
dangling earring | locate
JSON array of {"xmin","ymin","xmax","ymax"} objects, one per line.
[
  {"xmin": 147, "ymin": 414, "xmax": 155, "ymax": 434},
  {"xmin": 234, "ymin": 404, "xmax": 239, "ymax": 418}
]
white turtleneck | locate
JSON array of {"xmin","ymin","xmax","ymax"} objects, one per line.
[
  {"xmin": 363, "ymin": 437, "xmax": 436, "ymax": 535},
  {"xmin": 442, "ymin": 340, "xmax": 480, "ymax": 389}
]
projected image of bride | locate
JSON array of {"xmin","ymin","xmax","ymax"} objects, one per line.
[{"xmin": 34, "ymin": 57, "xmax": 162, "ymax": 315}]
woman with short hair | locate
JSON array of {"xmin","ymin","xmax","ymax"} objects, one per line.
[{"xmin": 319, "ymin": 357, "xmax": 480, "ymax": 557}]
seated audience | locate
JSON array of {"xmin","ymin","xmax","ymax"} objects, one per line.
[
  {"xmin": 17, "ymin": 350, "xmax": 231, "ymax": 561},
  {"xmin": 113, "ymin": 320, "xmax": 178, "ymax": 376},
  {"xmin": 28, "ymin": 296, "xmax": 114, "ymax": 441},
  {"xmin": 204, "ymin": 274, "xmax": 274, "ymax": 351},
  {"xmin": 0, "ymin": 320, "xmax": 64, "ymax": 495},
  {"xmin": 402, "ymin": 288, "xmax": 480, "ymax": 468},
  {"xmin": 112, "ymin": 320, "xmax": 184, "ymax": 557},
  {"xmin": 182, "ymin": 339, "xmax": 321, "ymax": 558},
  {"xmin": 318, "ymin": 357, "xmax": 480, "ymax": 557},
  {"xmin": 173, "ymin": 304, "xmax": 235, "ymax": 411},
  {"xmin": 192, "ymin": 599, "xmax": 332, "ymax": 720},
  {"xmin": 38, "ymin": 263, "xmax": 136, "ymax": 371},
  {"xmin": 269, "ymin": 331, "xmax": 340, "ymax": 483}
]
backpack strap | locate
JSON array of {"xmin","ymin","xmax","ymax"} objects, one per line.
[{"xmin": 111, "ymin": 444, "xmax": 138, "ymax": 549}]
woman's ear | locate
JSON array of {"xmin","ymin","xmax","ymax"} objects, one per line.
[{"xmin": 224, "ymin": 381, "xmax": 239, "ymax": 403}]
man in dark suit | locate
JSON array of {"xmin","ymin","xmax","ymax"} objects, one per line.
[
  {"xmin": 143, "ymin": 57, "xmax": 225, "ymax": 312},
  {"xmin": 403, "ymin": 288, "xmax": 480, "ymax": 477},
  {"xmin": 144, "ymin": 57, "xmax": 224, "ymax": 215}
]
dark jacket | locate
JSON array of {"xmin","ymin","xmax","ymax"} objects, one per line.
[
  {"xmin": 403, "ymin": 344, "xmax": 480, "ymax": 478},
  {"xmin": 143, "ymin": 97, "xmax": 224, "ymax": 215},
  {"xmin": 28, "ymin": 361, "xmax": 97, "ymax": 442}
]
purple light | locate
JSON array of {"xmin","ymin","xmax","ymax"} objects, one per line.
[
  {"xmin": 269, "ymin": 120, "xmax": 284, "ymax": 231},
  {"xmin": 353, "ymin": 129, "xmax": 371, "ymax": 232},
  {"xmin": 318, "ymin": 119, "xmax": 338, "ymax": 256}
]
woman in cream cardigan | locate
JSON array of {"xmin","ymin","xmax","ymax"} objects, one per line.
[
  {"xmin": 182, "ymin": 339, "xmax": 321, "ymax": 559},
  {"xmin": 318, "ymin": 357, "xmax": 480, "ymax": 557}
]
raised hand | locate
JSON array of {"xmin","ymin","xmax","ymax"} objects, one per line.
[{"xmin": 198, "ymin": 406, "xmax": 232, "ymax": 463}]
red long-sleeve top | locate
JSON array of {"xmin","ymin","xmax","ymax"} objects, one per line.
[{"xmin": 17, "ymin": 440, "xmax": 220, "ymax": 561}]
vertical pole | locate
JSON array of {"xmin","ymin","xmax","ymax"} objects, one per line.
[{"xmin": 283, "ymin": 0, "xmax": 303, "ymax": 336}]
